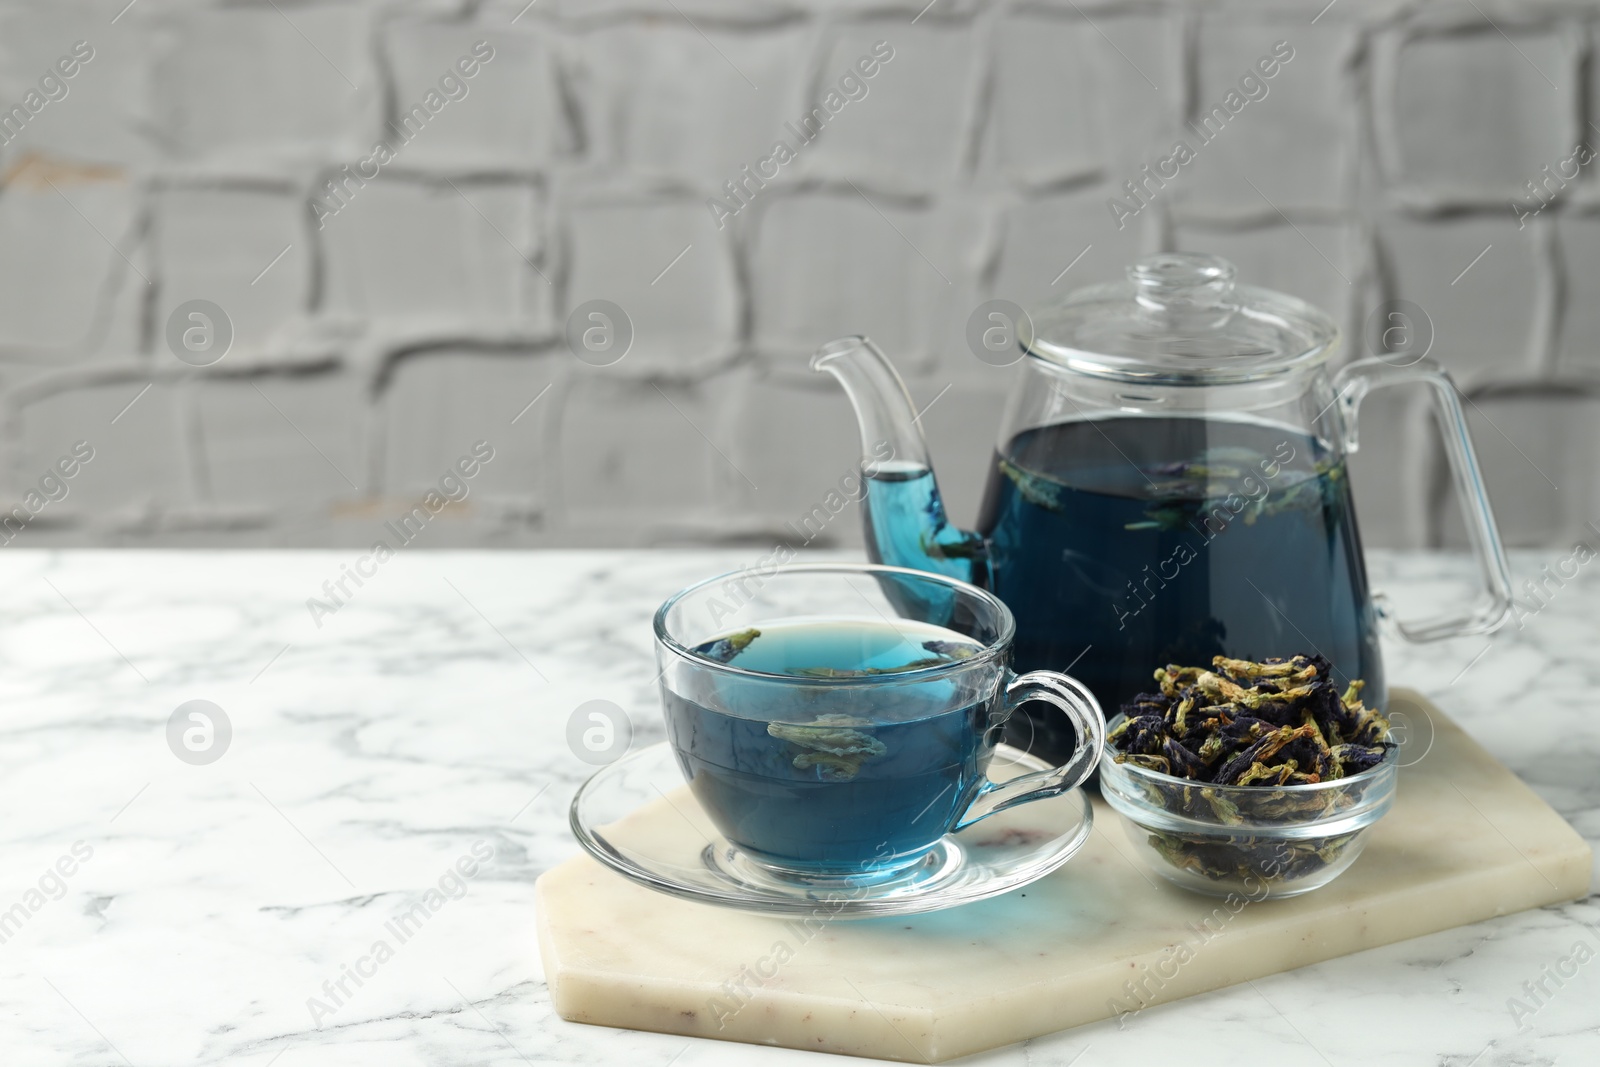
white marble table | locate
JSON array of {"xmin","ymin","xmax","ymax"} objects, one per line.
[{"xmin": 2, "ymin": 549, "xmax": 1596, "ymax": 1066}]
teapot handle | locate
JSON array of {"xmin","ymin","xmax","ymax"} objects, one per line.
[{"xmin": 1332, "ymin": 356, "xmax": 1514, "ymax": 641}]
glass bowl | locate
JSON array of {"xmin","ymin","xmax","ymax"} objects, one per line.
[{"xmin": 1098, "ymin": 713, "xmax": 1399, "ymax": 899}]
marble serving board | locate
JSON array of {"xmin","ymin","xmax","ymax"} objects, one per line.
[{"xmin": 535, "ymin": 690, "xmax": 1592, "ymax": 1063}]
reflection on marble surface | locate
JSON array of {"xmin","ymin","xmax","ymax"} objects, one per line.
[{"xmin": 1, "ymin": 549, "xmax": 1595, "ymax": 1065}]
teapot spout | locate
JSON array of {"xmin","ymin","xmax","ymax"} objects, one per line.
[{"xmin": 812, "ymin": 336, "xmax": 987, "ymax": 585}]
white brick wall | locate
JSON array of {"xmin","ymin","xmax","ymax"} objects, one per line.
[{"xmin": 0, "ymin": 0, "xmax": 1590, "ymax": 549}]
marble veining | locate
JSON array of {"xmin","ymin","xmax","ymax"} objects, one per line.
[{"xmin": 1, "ymin": 549, "xmax": 1596, "ymax": 1065}]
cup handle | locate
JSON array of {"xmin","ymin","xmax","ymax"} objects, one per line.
[{"xmin": 953, "ymin": 670, "xmax": 1104, "ymax": 830}]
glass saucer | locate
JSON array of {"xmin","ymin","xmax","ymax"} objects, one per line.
[{"xmin": 569, "ymin": 742, "xmax": 1094, "ymax": 918}]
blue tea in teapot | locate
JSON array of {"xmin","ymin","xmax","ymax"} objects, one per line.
[
  {"xmin": 971, "ymin": 416, "xmax": 1377, "ymax": 759},
  {"xmin": 816, "ymin": 253, "xmax": 1513, "ymax": 764}
]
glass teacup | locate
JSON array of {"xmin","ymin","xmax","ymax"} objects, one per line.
[{"xmin": 653, "ymin": 563, "xmax": 1103, "ymax": 887}]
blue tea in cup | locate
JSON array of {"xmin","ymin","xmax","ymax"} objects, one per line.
[{"xmin": 654, "ymin": 564, "xmax": 1103, "ymax": 887}]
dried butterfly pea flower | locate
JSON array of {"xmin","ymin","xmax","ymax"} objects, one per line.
[
  {"xmin": 920, "ymin": 640, "xmax": 979, "ymax": 660},
  {"xmin": 1109, "ymin": 653, "xmax": 1394, "ymax": 885},
  {"xmin": 1106, "ymin": 713, "xmax": 1168, "ymax": 757},
  {"xmin": 997, "ymin": 456, "xmax": 1064, "ymax": 513},
  {"xmin": 767, "ymin": 713, "xmax": 887, "ymax": 781},
  {"xmin": 1332, "ymin": 742, "xmax": 1389, "ymax": 776},
  {"xmin": 1125, "ymin": 452, "xmax": 1347, "ymax": 531},
  {"xmin": 1120, "ymin": 752, "xmax": 1173, "ymax": 776},
  {"xmin": 1212, "ymin": 656, "xmax": 1319, "ymax": 684},
  {"xmin": 788, "ymin": 639, "xmax": 980, "ymax": 678},
  {"xmin": 791, "ymin": 661, "xmax": 948, "ymax": 677},
  {"xmin": 1113, "ymin": 653, "xmax": 1391, "ymax": 787},
  {"xmin": 1145, "ymin": 829, "xmax": 1359, "ymax": 885},
  {"xmin": 696, "ymin": 628, "xmax": 761, "ymax": 663},
  {"xmin": 1162, "ymin": 736, "xmax": 1208, "ymax": 779},
  {"xmin": 1213, "ymin": 722, "xmax": 1320, "ymax": 785}
]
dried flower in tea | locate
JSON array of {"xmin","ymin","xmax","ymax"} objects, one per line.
[
  {"xmin": 997, "ymin": 455, "xmax": 1064, "ymax": 513},
  {"xmin": 789, "ymin": 639, "xmax": 979, "ymax": 678},
  {"xmin": 696, "ymin": 628, "xmax": 760, "ymax": 663},
  {"xmin": 1123, "ymin": 451, "xmax": 1346, "ymax": 532},
  {"xmin": 692, "ymin": 631, "xmax": 983, "ymax": 781},
  {"xmin": 767, "ymin": 714, "xmax": 887, "ymax": 781}
]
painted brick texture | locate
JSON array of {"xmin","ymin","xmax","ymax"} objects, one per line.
[{"xmin": 0, "ymin": 0, "xmax": 1588, "ymax": 549}]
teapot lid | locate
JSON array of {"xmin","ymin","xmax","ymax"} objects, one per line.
[{"xmin": 1025, "ymin": 252, "xmax": 1338, "ymax": 384}]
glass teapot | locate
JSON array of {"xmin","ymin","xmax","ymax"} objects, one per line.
[{"xmin": 815, "ymin": 252, "xmax": 1513, "ymax": 763}]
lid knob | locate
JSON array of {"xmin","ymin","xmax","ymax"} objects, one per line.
[{"xmin": 1129, "ymin": 253, "xmax": 1237, "ymax": 313}]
